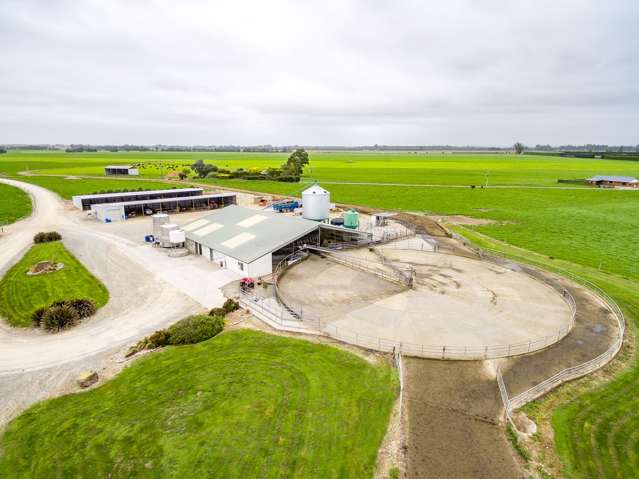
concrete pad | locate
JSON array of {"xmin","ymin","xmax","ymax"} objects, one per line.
[{"xmin": 278, "ymin": 252, "xmax": 573, "ymax": 358}]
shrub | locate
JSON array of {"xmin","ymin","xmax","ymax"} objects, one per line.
[
  {"xmin": 33, "ymin": 231, "xmax": 62, "ymax": 243},
  {"xmin": 145, "ymin": 329, "xmax": 172, "ymax": 348},
  {"xmin": 42, "ymin": 304, "xmax": 80, "ymax": 332},
  {"xmin": 49, "ymin": 299, "xmax": 69, "ymax": 308},
  {"xmin": 167, "ymin": 314, "xmax": 224, "ymax": 345},
  {"xmin": 68, "ymin": 298, "xmax": 97, "ymax": 318},
  {"xmin": 276, "ymin": 175, "xmax": 300, "ymax": 183},
  {"xmin": 223, "ymin": 298, "xmax": 240, "ymax": 314},
  {"xmin": 31, "ymin": 307, "xmax": 47, "ymax": 328},
  {"xmin": 208, "ymin": 307, "xmax": 227, "ymax": 317},
  {"xmin": 126, "ymin": 329, "xmax": 171, "ymax": 357}
]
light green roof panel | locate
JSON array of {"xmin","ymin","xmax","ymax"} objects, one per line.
[{"xmin": 183, "ymin": 205, "xmax": 319, "ymax": 263}]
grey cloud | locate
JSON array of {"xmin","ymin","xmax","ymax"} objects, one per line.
[{"xmin": 0, "ymin": 0, "xmax": 637, "ymax": 145}]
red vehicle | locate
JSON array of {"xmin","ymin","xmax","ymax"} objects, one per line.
[{"xmin": 240, "ymin": 277, "xmax": 255, "ymax": 291}]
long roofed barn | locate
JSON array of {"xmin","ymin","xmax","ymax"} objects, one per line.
[{"xmin": 183, "ymin": 205, "xmax": 321, "ymax": 277}]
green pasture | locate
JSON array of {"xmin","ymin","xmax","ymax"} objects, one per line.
[
  {"xmin": 0, "ymin": 183, "xmax": 32, "ymax": 225},
  {"xmin": 10, "ymin": 176, "xmax": 179, "ymax": 199},
  {"xmin": 0, "ymin": 241, "xmax": 109, "ymax": 327},
  {"xmin": 2, "ymin": 150, "xmax": 639, "ymax": 186},
  {"xmin": 0, "ymin": 330, "xmax": 397, "ymax": 478}
]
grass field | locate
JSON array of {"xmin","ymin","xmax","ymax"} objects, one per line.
[
  {"xmin": 2, "ymin": 150, "xmax": 639, "ymax": 477},
  {"xmin": 0, "ymin": 183, "xmax": 32, "ymax": 225},
  {"xmin": 11, "ymin": 175, "xmax": 180, "ymax": 199},
  {"xmin": 3, "ymin": 150, "xmax": 639, "ymax": 186},
  {"xmin": 0, "ymin": 329, "xmax": 397, "ymax": 478},
  {"xmin": 0, "ymin": 241, "xmax": 109, "ymax": 327}
]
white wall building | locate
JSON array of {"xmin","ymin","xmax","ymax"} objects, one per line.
[{"xmin": 183, "ymin": 205, "xmax": 320, "ymax": 277}]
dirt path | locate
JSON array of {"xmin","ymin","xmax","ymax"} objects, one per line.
[{"xmin": 404, "ymin": 358, "xmax": 523, "ymax": 478}]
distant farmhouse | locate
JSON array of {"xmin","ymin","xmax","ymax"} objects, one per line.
[
  {"xmin": 587, "ymin": 175, "xmax": 639, "ymax": 188},
  {"xmin": 104, "ymin": 165, "xmax": 139, "ymax": 176}
]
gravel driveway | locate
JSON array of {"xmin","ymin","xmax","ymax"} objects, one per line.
[{"xmin": 0, "ymin": 179, "xmax": 224, "ymax": 426}]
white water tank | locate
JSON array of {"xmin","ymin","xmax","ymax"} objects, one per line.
[
  {"xmin": 152, "ymin": 213, "xmax": 169, "ymax": 239},
  {"xmin": 169, "ymin": 229, "xmax": 186, "ymax": 245},
  {"xmin": 302, "ymin": 184, "xmax": 330, "ymax": 221},
  {"xmin": 160, "ymin": 223, "xmax": 179, "ymax": 247}
]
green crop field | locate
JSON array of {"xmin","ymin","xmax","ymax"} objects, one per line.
[
  {"xmin": 0, "ymin": 329, "xmax": 397, "ymax": 478},
  {"xmin": 2, "ymin": 149, "xmax": 639, "ymax": 477},
  {"xmin": 0, "ymin": 183, "xmax": 32, "ymax": 225},
  {"xmin": 0, "ymin": 241, "xmax": 109, "ymax": 327}
]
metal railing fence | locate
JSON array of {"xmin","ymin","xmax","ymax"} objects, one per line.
[{"xmin": 447, "ymin": 236, "xmax": 626, "ymax": 416}]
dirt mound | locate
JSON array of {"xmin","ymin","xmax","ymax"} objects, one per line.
[{"xmin": 429, "ymin": 215, "xmax": 497, "ymax": 226}]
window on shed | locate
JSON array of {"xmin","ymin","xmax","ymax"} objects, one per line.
[{"xmin": 238, "ymin": 261, "xmax": 244, "ymax": 271}]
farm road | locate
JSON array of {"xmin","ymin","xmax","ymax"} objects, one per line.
[
  {"xmin": 298, "ymin": 179, "xmax": 626, "ymax": 190},
  {"xmin": 0, "ymin": 178, "xmax": 204, "ymax": 425}
]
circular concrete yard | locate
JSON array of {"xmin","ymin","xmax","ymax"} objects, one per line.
[{"xmin": 278, "ymin": 251, "xmax": 574, "ymax": 359}]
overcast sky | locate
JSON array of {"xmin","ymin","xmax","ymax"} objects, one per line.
[{"xmin": 1, "ymin": 0, "xmax": 637, "ymax": 146}]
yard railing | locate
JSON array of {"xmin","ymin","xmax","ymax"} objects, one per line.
[
  {"xmin": 305, "ymin": 245, "xmax": 414, "ymax": 287},
  {"xmin": 246, "ymin": 238, "xmax": 581, "ymax": 360},
  {"xmin": 242, "ymin": 280, "xmax": 577, "ymax": 360},
  {"xmin": 501, "ymin": 269, "xmax": 624, "ymax": 412},
  {"xmin": 446, "ymin": 235, "xmax": 626, "ymax": 417}
]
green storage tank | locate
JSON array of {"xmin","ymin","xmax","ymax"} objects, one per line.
[{"xmin": 343, "ymin": 209, "xmax": 359, "ymax": 229}]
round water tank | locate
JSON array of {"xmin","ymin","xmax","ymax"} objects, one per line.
[
  {"xmin": 168, "ymin": 229, "xmax": 186, "ymax": 244},
  {"xmin": 343, "ymin": 209, "xmax": 359, "ymax": 229},
  {"xmin": 302, "ymin": 184, "xmax": 330, "ymax": 221},
  {"xmin": 152, "ymin": 213, "xmax": 170, "ymax": 239},
  {"xmin": 160, "ymin": 223, "xmax": 179, "ymax": 246}
]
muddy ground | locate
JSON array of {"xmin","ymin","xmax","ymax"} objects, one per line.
[{"xmin": 404, "ymin": 358, "xmax": 524, "ymax": 479}]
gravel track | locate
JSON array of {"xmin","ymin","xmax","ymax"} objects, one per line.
[{"xmin": 0, "ymin": 179, "xmax": 201, "ymax": 425}]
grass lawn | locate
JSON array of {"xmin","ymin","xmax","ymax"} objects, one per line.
[
  {"xmin": 0, "ymin": 241, "xmax": 109, "ymax": 327},
  {"xmin": 0, "ymin": 183, "xmax": 32, "ymax": 225},
  {"xmin": 0, "ymin": 329, "xmax": 397, "ymax": 478}
]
